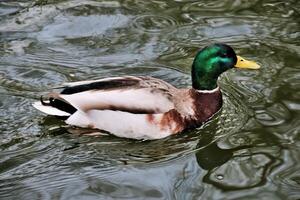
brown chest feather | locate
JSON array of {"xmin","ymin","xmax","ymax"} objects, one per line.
[
  {"xmin": 189, "ymin": 89, "xmax": 222, "ymax": 125},
  {"xmin": 157, "ymin": 89, "xmax": 222, "ymax": 134}
]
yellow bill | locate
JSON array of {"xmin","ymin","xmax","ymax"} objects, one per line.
[{"xmin": 235, "ymin": 56, "xmax": 260, "ymax": 69}]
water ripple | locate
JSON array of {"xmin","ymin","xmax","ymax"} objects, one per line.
[{"xmin": 132, "ymin": 15, "xmax": 177, "ymax": 33}]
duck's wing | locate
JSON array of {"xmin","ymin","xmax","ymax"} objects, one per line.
[{"xmin": 34, "ymin": 76, "xmax": 177, "ymax": 116}]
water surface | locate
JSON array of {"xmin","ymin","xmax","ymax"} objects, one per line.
[{"xmin": 0, "ymin": 0, "xmax": 299, "ymax": 199}]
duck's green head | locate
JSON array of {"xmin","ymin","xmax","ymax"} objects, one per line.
[{"xmin": 192, "ymin": 43, "xmax": 260, "ymax": 90}]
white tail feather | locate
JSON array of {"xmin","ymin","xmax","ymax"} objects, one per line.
[{"xmin": 32, "ymin": 101, "xmax": 71, "ymax": 116}]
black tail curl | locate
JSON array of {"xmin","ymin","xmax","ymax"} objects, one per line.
[{"xmin": 40, "ymin": 95, "xmax": 77, "ymax": 115}]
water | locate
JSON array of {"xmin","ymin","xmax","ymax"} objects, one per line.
[{"xmin": 0, "ymin": 0, "xmax": 299, "ymax": 199}]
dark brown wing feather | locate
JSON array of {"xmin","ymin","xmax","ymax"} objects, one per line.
[{"xmin": 61, "ymin": 77, "xmax": 140, "ymax": 94}]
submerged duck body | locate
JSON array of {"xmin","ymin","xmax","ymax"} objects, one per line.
[{"xmin": 33, "ymin": 44, "xmax": 260, "ymax": 139}]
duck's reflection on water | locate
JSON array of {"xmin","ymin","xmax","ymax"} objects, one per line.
[{"xmin": 28, "ymin": 131, "xmax": 274, "ymax": 199}]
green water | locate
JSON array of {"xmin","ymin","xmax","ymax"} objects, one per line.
[{"xmin": 0, "ymin": 0, "xmax": 299, "ymax": 199}]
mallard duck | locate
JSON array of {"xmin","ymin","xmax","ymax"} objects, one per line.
[{"xmin": 33, "ymin": 44, "xmax": 260, "ymax": 139}]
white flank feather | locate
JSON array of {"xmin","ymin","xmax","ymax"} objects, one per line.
[
  {"xmin": 66, "ymin": 110, "xmax": 172, "ymax": 140},
  {"xmin": 32, "ymin": 101, "xmax": 70, "ymax": 116},
  {"xmin": 65, "ymin": 111, "xmax": 92, "ymax": 128}
]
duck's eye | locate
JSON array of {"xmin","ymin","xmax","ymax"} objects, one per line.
[{"xmin": 221, "ymin": 53, "xmax": 228, "ymax": 58}]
